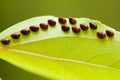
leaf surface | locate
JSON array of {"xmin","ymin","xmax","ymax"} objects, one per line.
[{"xmin": 0, "ymin": 16, "xmax": 120, "ymax": 80}]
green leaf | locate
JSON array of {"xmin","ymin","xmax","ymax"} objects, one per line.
[{"xmin": 0, "ymin": 16, "xmax": 120, "ymax": 80}]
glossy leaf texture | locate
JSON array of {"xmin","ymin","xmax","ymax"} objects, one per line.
[{"xmin": 0, "ymin": 16, "xmax": 120, "ymax": 80}]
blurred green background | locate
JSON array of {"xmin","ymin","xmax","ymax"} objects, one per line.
[
  {"xmin": 0, "ymin": 0, "xmax": 120, "ymax": 80},
  {"xmin": 1, "ymin": 0, "xmax": 120, "ymax": 32}
]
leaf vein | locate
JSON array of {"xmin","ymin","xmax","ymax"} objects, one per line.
[{"xmin": 7, "ymin": 48, "xmax": 120, "ymax": 71}]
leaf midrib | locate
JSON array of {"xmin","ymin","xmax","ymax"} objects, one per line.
[{"xmin": 1, "ymin": 47, "xmax": 120, "ymax": 71}]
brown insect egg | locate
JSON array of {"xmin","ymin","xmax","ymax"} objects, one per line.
[
  {"xmin": 58, "ymin": 17, "xmax": 67, "ymax": 24},
  {"xmin": 11, "ymin": 33, "xmax": 20, "ymax": 39},
  {"xmin": 80, "ymin": 24, "xmax": 89, "ymax": 30},
  {"xmin": 72, "ymin": 26, "xmax": 81, "ymax": 33},
  {"xmin": 61, "ymin": 25, "xmax": 70, "ymax": 32},
  {"xmin": 40, "ymin": 23, "xmax": 48, "ymax": 30},
  {"xmin": 69, "ymin": 17, "xmax": 77, "ymax": 24},
  {"xmin": 97, "ymin": 32, "xmax": 106, "ymax": 39},
  {"xmin": 106, "ymin": 29, "xmax": 114, "ymax": 37},
  {"xmin": 89, "ymin": 22, "xmax": 97, "ymax": 29},
  {"xmin": 20, "ymin": 29, "xmax": 30, "ymax": 35},
  {"xmin": 30, "ymin": 26, "xmax": 39, "ymax": 32},
  {"xmin": 1, "ymin": 38, "xmax": 10, "ymax": 45},
  {"xmin": 48, "ymin": 19, "xmax": 56, "ymax": 26}
]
